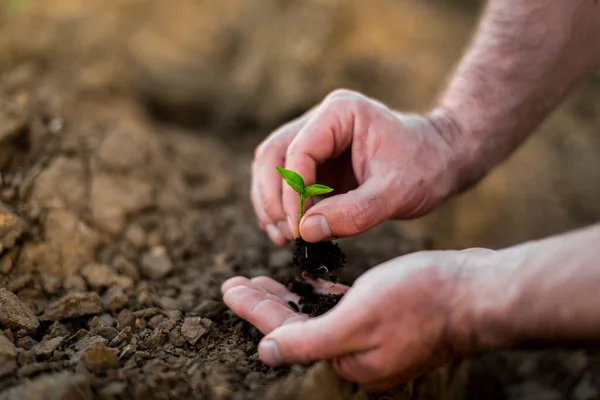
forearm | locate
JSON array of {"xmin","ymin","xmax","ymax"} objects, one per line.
[
  {"xmin": 430, "ymin": 0, "xmax": 600, "ymax": 191},
  {"xmin": 466, "ymin": 223, "xmax": 600, "ymax": 354}
]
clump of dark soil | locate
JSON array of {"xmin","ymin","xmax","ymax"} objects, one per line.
[
  {"xmin": 292, "ymin": 238, "xmax": 346, "ymax": 282},
  {"xmin": 286, "ymin": 238, "xmax": 347, "ymax": 317},
  {"xmin": 287, "ymin": 280, "xmax": 344, "ymax": 317}
]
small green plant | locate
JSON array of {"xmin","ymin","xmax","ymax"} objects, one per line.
[{"xmin": 276, "ymin": 167, "xmax": 333, "ymax": 221}]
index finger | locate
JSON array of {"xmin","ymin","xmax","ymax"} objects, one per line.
[{"xmin": 283, "ymin": 100, "xmax": 355, "ymax": 233}]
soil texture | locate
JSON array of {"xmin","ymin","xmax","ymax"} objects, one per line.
[{"xmin": 0, "ymin": 1, "xmax": 599, "ymax": 399}]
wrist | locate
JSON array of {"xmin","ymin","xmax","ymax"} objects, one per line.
[
  {"xmin": 445, "ymin": 247, "xmax": 531, "ymax": 358},
  {"xmin": 425, "ymin": 107, "xmax": 488, "ymax": 196}
]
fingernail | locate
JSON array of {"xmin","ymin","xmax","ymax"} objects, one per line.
[
  {"xmin": 301, "ymin": 215, "xmax": 332, "ymax": 241},
  {"xmin": 259, "ymin": 339, "xmax": 283, "ymax": 366},
  {"xmin": 287, "ymin": 215, "xmax": 299, "ymax": 239},
  {"xmin": 278, "ymin": 220, "xmax": 292, "ymax": 240},
  {"xmin": 266, "ymin": 224, "xmax": 283, "ymax": 244}
]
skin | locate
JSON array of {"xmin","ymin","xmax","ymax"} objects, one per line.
[{"xmin": 228, "ymin": 0, "xmax": 600, "ymax": 392}]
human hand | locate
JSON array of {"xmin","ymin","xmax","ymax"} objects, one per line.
[
  {"xmin": 251, "ymin": 89, "xmax": 465, "ymax": 246},
  {"xmin": 221, "ymin": 248, "xmax": 498, "ymax": 392}
]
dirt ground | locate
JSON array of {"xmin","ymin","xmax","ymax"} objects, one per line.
[{"xmin": 0, "ymin": 0, "xmax": 599, "ymax": 399}]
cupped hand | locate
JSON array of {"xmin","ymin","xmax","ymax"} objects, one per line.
[
  {"xmin": 221, "ymin": 249, "xmax": 495, "ymax": 392},
  {"xmin": 251, "ymin": 89, "xmax": 464, "ymax": 246}
]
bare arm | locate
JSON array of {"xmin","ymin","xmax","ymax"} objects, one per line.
[
  {"xmin": 457, "ymin": 223, "xmax": 600, "ymax": 354},
  {"xmin": 431, "ymin": 0, "xmax": 600, "ymax": 191}
]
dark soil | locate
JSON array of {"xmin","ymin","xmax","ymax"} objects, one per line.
[
  {"xmin": 286, "ymin": 279, "xmax": 344, "ymax": 317},
  {"xmin": 0, "ymin": 1, "xmax": 599, "ymax": 399},
  {"xmin": 292, "ymin": 238, "xmax": 346, "ymax": 283}
]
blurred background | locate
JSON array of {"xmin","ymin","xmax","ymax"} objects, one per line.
[
  {"xmin": 1, "ymin": 0, "xmax": 598, "ymax": 251},
  {"xmin": 0, "ymin": 1, "xmax": 599, "ymax": 398}
]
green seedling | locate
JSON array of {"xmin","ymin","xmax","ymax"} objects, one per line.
[{"xmin": 276, "ymin": 167, "xmax": 333, "ymax": 222}]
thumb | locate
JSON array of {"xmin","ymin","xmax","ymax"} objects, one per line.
[
  {"xmin": 299, "ymin": 178, "xmax": 394, "ymax": 242},
  {"xmin": 258, "ymin": 304, "xmax": 360, "ymax": 366}
]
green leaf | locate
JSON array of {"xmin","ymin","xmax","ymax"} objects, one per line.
[
  {"xmin": 303, "ymin": 184, "xmax": 334, "ymax": 197},
  {"xmin": 276, "ymin": 167, "xmax": 305, "ymax": 194}
]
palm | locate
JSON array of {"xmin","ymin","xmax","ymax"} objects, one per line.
[{"xmin": 221, "ymin": 276, "xmax": 349, "ymax": 335}]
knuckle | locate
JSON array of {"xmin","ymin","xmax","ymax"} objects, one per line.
[{"xmin": 342, "ymin": 202, "xmax": 372, "ymax": 234}]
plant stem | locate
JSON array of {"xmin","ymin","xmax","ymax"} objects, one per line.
[{"xmin": 299, "ymin": 194, "xmax": 305, "ymax": 222}]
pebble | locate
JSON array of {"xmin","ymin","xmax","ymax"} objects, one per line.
[
  {"xmin": 31, "ymin": 336, "xmax": 64, "ymax": 358},
  {"xmin": 62, "ymin": 275, "xmax": 87, "ymax": 292},
  {"xmin": 101, "ymin": 286, "xmax": 128, "ymax": 311},
  {"xmin": 42, "ymin": 292, "xmax": 102, "ymax": 321},
  {"xmin": 81, "ymin": 263, "xmax": 119, "ymax": 289},
  {"xmin": 83, "ymin": 343, "xmax": 119, "ymax": 372},
  {"xmin": 181, "ymin": 317, "xmax": 209, "ymax": 345},
  {"xmin": 140, "ymin": 246, "xmax": 173, "ymax": 279},
  {"xmin": 0, "ymin": 288, "xmax": 39, "ymax": 333}
]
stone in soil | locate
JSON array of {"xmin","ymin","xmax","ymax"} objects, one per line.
[
  {"xmin": 101, "ymin": 286, "xmax": 128, "ymax": 311},
  {"xmin": 80, "ymin": 263, "xmax": 120, "ymax": 289},
  {"xmin": 41, "ymin": 292, "xmax": 102, "ymax": 321},
  {"xmin": 83, "ymin": 342, "xmax": 119, "ymax": 372},
  {"xmin": 181, "ymin": 317, "xmax": 210, "ymax": 345},
  {"xmin": 0, "ymin": 288, "xmax": 39, "ymax": 333},
  {"xmin": 0, "ymin": 202, "xmax": 26, "ymax": 254},
  {"xmin": 31, "ymin": 336, "xmax": 64, "ymax": 358},
  {"xmin": 140, "ymin": 246, "xmax": 173, "ymax": 279}
]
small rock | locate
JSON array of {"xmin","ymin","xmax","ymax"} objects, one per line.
[
  {"xmin": 148, "ymin": 314, "xmax": 164, "ymax": 329},
  {"xmin": 114, "ymin": 275, "xmax": 134, "ymax": 291},
  {"xmin": 169, "ymin": 330, "xmax": 186, "ymax": 348},
  {"xmin": 114, "ymin": 255, "xmax": 141, "ymax": 282},
  {"xmin": 74, "ymin": 335, "xmax": 108, "ymax": 354},
  {"xmin": 101, "ymin": 286, "xmax": 128, "ymax": 311},
  {"xmin": 93, "ymin": 325, "xmax": 119, "ymax": 341},
  {"xmin": 124, "ymin": 224, "xmax": 147, "ymax": 249},
  {"xmin": 40, "ymin": 274, "xmax": 62, "ymax": 295},
  {"xmin": 140, "ymin": 328, "xmax": 166, "ymax": 350},
  {"xmin": 81, "ymin": 263, "xmax": 119, "ymax": 289},
  {"xmin": 158, "ymin": 296, "xmax": 179, "ymax": 311},
  {"xmin": 31, "ymin": 336, "xmax": 64, "ymax": 358},
  {"xmin": 6, "ymin": 273, "xmax": 32, "ymax": 292},
  {"xmin": 140, "ymin": 246, "xmax": 173, "ymax": 279},
  {"xmin": 0, "ymin": 288, "xmax": 39, "ymax": 333},
  {"xmin": 0, "ymin": 335, "xmax": 17, "ymax": 377},
  {"xmin": 181, "ymin": 317, "xmax": 209, "ymax": 345},
  {"xmin": 117, "ymin": 309, "xmax": 135, "ymax": 329},
  {"xmin": 42, "ymin": 292, "xmax": 102, "ymax": 321},
  {"xmin": 137, "ymin": 289, "xmax": 151, "ymax": 306},
  {"xmin": 63, "ymin": 275, "xmax": 87, "ymax": 292},
  {"xmin": 192, "ymin": 299, "xmax": 226, "ymax": 319},
  {"xmin": 83, "ymin": 343, "xmax": 119, "ymax": 372},
  {"xmin": 99, "ymin": 314, "xmax": 115, "ymax": 327}
]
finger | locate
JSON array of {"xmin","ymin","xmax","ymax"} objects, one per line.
[
  {"xmin": 299, "ymin": 177, "xmax": 396, "ymax": 242},
  {"xmin": 221, "ymin": 276, "xmax": 293, "ymax": 309},
  {"xmin": 251, "ymin": 276, "xmax": 300, "ymax": 303},
  {"xmin": 258, "ymin": 290, "xmax": 369, "ymax": 366},
  {"xmin": 252, "ymin": 120, "xmax": 305, "ymax": 243},
  {"xmin": 283, "ymin": 95, "xmax": 356, "ymax": 236},
  {"xmin": 223, "ymin": 286, "xmax": 308, "ymax": 334}
]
